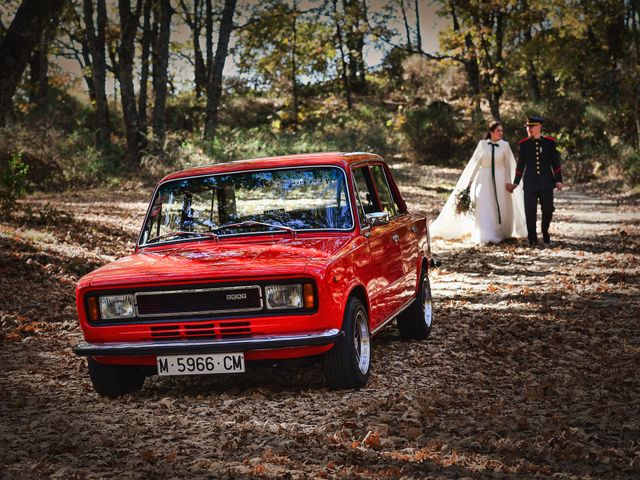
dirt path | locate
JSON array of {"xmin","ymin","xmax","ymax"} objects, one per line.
[{"xmin": 1, "ymin": 172, "xmax": 639, "ymax": 479}]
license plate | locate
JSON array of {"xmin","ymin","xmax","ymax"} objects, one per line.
[{"xmin": 156, "ymin": 353, "xmax": 245, "ymax": 376}]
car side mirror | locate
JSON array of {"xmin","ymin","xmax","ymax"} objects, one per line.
[{"xmin": 365, "ymin": 211, "xmax": 390, "ymax": 226}]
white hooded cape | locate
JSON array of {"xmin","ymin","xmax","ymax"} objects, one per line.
[{"xmin": 429, "ymin": 139, "xmax": 527, "ymax": 243}]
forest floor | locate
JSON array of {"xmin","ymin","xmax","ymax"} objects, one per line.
[{"xmin": 1, "ymin": 163, "xmax": 639, "ymax": 479}]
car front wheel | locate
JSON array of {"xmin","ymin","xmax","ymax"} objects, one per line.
[
  {"xmin": 87, "ymin": 357, "xmax": 146, "ymax": 398},
  {"xmin": 323, "ymin": 296, "xmax": 371, "ymax": 389},
  {"xmin": 397, "ymin": 266, "xmax": 433, "ymax": 340}
]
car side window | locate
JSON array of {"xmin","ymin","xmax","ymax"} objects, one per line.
[
  {"xmin": 370, "ymin": 165, "xmax": 399, "ymax": 217},
  {"xmin": 353, "ymin": 190, "xmax": 368, "ymax": 228},
  {"xmin": 352, "ymin": 167, "xmax": 379, "ymax": 224}
]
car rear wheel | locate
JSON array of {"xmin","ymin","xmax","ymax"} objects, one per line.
[
  {"xmin": 87, "ymin": 357, "xmax": 146, "ymax": 398},
  {"xmin": 397, "ymin": 267, "xmax": 433, "ymax": 340},
  {"xmin": 323, "ymin": 296, "xmax": 371, "ymax": 389}
]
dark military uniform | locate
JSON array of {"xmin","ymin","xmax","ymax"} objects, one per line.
[{"xmin": 513, "ymin": 135, "xmax": 562, "ymax": 245}]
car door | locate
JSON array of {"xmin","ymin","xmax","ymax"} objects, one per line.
[
  {"xmin": 352, "ymin": 165, "xmax": 405, "ymax": 329},
  {"xmin": 370, "ymin": 164, "xmax": 420, "ymax": 304}
]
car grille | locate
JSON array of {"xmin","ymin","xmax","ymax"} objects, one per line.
[
  {"xmin": 135, "ymin": 285, "xmax": 262, "ymax": 318},
  {"xmin": 150, "ymin": 320, "xmax": 252, "ymax": 340}
]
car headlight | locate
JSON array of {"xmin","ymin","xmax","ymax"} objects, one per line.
[
  {"xmin": 264, "ymin": 284, "xmax": 303, "ymax": 310},
  {"xmin": 98, "ymin": 294, "xmax": 135, "ymax": 320}
]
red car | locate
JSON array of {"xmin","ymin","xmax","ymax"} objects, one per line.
[{"xmin": 74, "ymin": 152, "xmax": 435, "ymax": 397}]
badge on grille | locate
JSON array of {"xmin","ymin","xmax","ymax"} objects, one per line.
[{"xmin": 226, "ymin": 293, "xmax": 247, "ymax": 301}]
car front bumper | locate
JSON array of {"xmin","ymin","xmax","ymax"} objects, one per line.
[{"xmin": 74, "ymin": 328, "xmax": 343, "ymax": 357}]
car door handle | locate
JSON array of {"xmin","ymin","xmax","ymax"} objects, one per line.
[{"xmin": 392, "ymin": 234, "xmax": 400, "ymax": 243}]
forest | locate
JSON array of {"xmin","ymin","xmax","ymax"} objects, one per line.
[
  {"xmin": 1, "ymin": 2, "xmax": 640, "ymax": 479},
  {"xmin": 0, "ymin": 0, "xmax": 639, "ymax": 204}
]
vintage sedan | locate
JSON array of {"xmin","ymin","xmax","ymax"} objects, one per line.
[{"xmin": 74, "ymin": 152, "xmax": 434, "ymax": 397}]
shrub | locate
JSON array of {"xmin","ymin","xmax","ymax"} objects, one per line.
[
  {"xmin": 401, "ymin": 101, "xmax": 460, "ymax": 163},
  {"xmin": 0, "ymin": 152, "xmax": 29, "ymax": 217},
  {"xmin": 514, "ymin": 99, "xmax": 620, "ymax": 184},
  {"xmin": 623, "ymin": 149, "xmax": 640, "ymax": 186},
  {"xmin": 165, "ymin": 92, "xmax": 206, "ymax": 132},
  {"xmin": 50, "ymin": 124, "xmax": 126, "ymax": 187},
  {"xmin": 220, "ymin": 95, "xmax": 280, "ymax": 129}
]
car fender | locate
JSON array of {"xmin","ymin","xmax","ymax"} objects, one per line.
[{"xmin": 304, "ymin": 235, "xmax": 372, "ymax": 329}]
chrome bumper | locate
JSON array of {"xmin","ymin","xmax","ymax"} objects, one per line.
[{"xmin": 74, "ymin": 329, "xmax": 343, "ymax": 357}]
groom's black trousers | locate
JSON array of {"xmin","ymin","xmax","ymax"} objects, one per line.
[{"xmin": 524, "ymin": 189, "xmax": 554, "ymax": 243}]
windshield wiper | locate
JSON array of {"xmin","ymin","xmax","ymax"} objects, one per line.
[
  {"xmin": 213, "ymin": 221, "xmax": 296, "ymax": 239},
  {"xmin": 145, "ymin": 230, "xmax": 219, "ymax": 244}
]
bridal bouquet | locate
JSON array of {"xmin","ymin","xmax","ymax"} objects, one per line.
[{"xmin": 454, "ymin": 185, "xmax": 474, "ymax": 216}]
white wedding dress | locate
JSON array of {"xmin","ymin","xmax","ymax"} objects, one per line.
[{"xmin": 430, "ymin": 139, "xmax": 527, "ymax": 244}]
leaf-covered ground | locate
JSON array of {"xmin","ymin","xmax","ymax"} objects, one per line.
[{"xmin": 1, "ymin": 165, "xmax": 639, "ymax": 479}]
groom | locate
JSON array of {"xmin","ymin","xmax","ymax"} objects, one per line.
[{"xmin": 507, "ymin": 116, "xmax": 564, "ymax": 246}]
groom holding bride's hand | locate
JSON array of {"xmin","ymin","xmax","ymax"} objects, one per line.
[{"xmin": 506, "ymin": 116, "xmax": 564, "ymax": 246}]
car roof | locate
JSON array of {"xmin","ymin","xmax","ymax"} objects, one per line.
[{"xmin": 159, "ymin": 152, "xmax": 384, "ymax": 183}]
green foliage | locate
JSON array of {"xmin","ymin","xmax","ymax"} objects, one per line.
[
  {"xmin": 623, "ymin": 150, "xmax": 640, "ymax": 187},
  {"xmin": 139, "ymin": 100, "xmax": 399, "ymax": 177},
  {"xmin": 220, "ymin": 95, "xmax": 279, "ymax": 129},
  {"xmin": 0, "ymin": 152, "xmax": 29, "ymax": 216},
  {"xmin": 236, "ymin": 0, "xmax": 335, "ymax": 92},
  {"xmin": 401, "ymin": 101, "xmax": 460, "ymax": 163},
  {"xmin": 2, "ymin": 83, "xmax": 126, "ymax": 189},
  {"xmin": 62, "ymin": 142, "xmax": 122, "ymax": 186},
  {"xmin": 22, "ymin": 202, "xmax": 72, "ymax": 227},
  {"xmin": 204, "ymin": 126, "xmax": 338, "ymax": 163},
  {"xmin": 513, "ymin": 98, "xmax": 620, "ymax": 183},
  {"xmin": 400, "ymin": 55, "xmax": 467, "ymax": 104},
  {"xmin": 165, "ymin": 92, "xmax": 206, "ymax": 132},
  {"xmin": 1, "ymin": 0, "xmax": 637, "ymax": 192}
]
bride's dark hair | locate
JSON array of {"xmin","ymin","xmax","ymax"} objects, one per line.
[{"xmin": 485, "ymin": 121, "xmax": 502, "ymax": 139}]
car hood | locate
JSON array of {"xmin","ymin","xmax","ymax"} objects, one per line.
[{"xmin": 83, "ymin": 236, "xmax": 353, "ymax": 289}]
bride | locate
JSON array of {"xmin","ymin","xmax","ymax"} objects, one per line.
[{"xmin": 430, "ymin": 121, "xmax": 527, "ymax": 244}]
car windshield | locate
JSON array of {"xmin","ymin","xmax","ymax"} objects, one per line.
[{"xmin": 140, "ymin": 166, "xmax": 353, "ymax": 245}]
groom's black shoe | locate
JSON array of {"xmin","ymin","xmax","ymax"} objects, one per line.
[
  {"xmin": 528, "ymin": 239, "xmax": 538, "ymax": 247},
  {"xmin": 542, "ymin": 231, "xmax": 551, "ymax": 246}
]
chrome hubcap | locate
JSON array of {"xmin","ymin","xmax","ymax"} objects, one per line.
[
  {"xmin": 353, "ymin": 311, "xmax": 371, "ymax": 374},
  {"xmin": 423, "ymin": 277, "xmax": 433, "ymax": 327}
]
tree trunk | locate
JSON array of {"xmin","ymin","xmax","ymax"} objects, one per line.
[
  {"xmin": 138, "ymin": 0, "xmax": 152, "ymax": 137},
  {"xmin": 205, "ymin": 0, "xmax": 213, "ymax": 82},
  {"xmin": 0, "ymin": 0, "xmax": 66, "ymax": 127},
  {"xmin": 343, "ymin": 0, "xmax": 366, "ymax": 93},
  {"xmin": 84, "ymin": 0, "xmax": 111, "ymax": 148},
  {"xmin": 80, "ymin": 42, "xmax": 96, "ymax": 103},
  {"xmin": 152, "ymin": 0, "xmax": 172, "ymax": 144},
  {"xmin": 76, "ymin": 21, "xmax": 96, "ymax": 102},
  {"xmin": 291, "ymin": 1, "xmax": 299, "ymax": 131},
  {"xmin": 634, "ymin": 85, "xmax": 640, "ymax": 151},
  {"xmin": 449, "ymin": 1, "xmax": 481, "ymax": 117},
  {"xmin": 520, "ymin": 1, "xmax": 541, "ymax": 102},
  {"xmin": 400, "ymin": 0, "xmax": 413, "ymax": 51},
  {"xmin": 333, "ymin": 0, "xmax": 352, "ymax": 109},
  {"xmin": 605, "ymin": 3, "xmax": 626, "ymax": 106},
  {"xmin": 180, "ymin": 0, "xmax": 206, "ymax": 98},
  {"xmin": 525, "ymin": 44, "xmax": 541, "ymax": 101},
  {"xmin": 632, "ymin": 0, "xmax": 640, "ymax": 149},
  {"xmin": 488, "ymin": 10, "xmax": 504, "ymax": 120},
  {"xmin": 631, "ymin": 0, "xmax": 640, "ymax": 151},
  {"xmin": 414, "ymin": 0, "xmax": 422, "ymax": 51},
  {"xmin": 204, "ymin": 0, "xmax": 236, "ymax": 138},
  {"xmin": 118, "ymin": 0, "xmax": 143, "ymax": 166},
  {"xmin": 29, "ymin": 29, "xmax": 50, "ymax": 108}
]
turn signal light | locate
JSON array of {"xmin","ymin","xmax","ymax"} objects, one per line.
[
  {"xmin": 87, "ymin": 297, "xmax": 99, "ymax": 322},
  {"xmin": 303, "ymin": 283, "xmax": 315, "ymax": 309}
]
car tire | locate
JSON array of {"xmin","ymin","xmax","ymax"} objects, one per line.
[
  {"xmin": 323, "ymin": 296, "xmax": 371, "ymax": 389},
  {"xmin": 87, "ymin": 357, "xmax": 146, "ymax": 398},
  {"xmin": 397, "ymin": 267, "xmax": 433, "ymax": 340}
]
